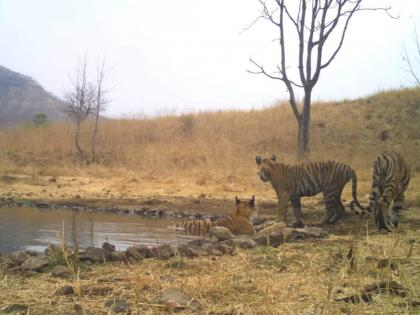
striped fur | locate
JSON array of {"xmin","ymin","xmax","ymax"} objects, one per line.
[
  {"xmin": 175, "ymin": 196, "xmax": 257, "ymax": 236},
  {"xmin": 256, "ymin": 155, "xmax": 364, "ymax": 227},
  {"xmin": 363, "ymin": 150, "xmax": 410, "ymax": 232}
]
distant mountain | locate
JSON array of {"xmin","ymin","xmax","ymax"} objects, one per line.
[{"xmin": 0, "ymin": 65, "xmax": 66, "ymax": 126}]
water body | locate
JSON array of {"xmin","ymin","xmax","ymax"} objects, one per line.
[{"xmin": 0, "ymin": 207, "xmax": 200, "ymax": 253}]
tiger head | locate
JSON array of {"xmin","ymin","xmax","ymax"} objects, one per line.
[
  {"xmin": 255, "ymin": 155, "xmax": 277, "ymax": 182},
  {"xmin": 234, "ymin": 195, "xmax": 258, "ymax": 220}
]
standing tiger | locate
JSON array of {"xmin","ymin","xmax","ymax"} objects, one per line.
[
  {"xmin": 356, "ymin": 150, "xmax": 410, "ymax": 232},
  {"xmin": 175, "ymin": 196, "xmax": 257, "ymax": 236},
  {"xmin": 256, "ymin": 155, "xmax": 364, "ymax": 227}
]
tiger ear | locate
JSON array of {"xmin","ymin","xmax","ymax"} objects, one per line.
[
  {"xmin": 271, "ymin": 155, "xmax": 276, "ymax": 162},
  {"xmin": 235, "ymin": 196, "xmax": 240, "ymax": 206},
  {"xmin": 256, "ymin": 156, "xmax": 262, "ymax": 165},
  {"xmin": 249, "ymin": 195, "xmax": 255, "ymax": 207}
]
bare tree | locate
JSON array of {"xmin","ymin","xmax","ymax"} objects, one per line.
[
  {"xmin": 248, "ymin": 0, "xmax": 391, "ymax": 157},
  {"xmin": 91, "ymin": 56, "xmax": 109, "ymax": 165},
  {"xmin": 403, "ymin": 27, "xmax": 420, "ymax": 86},
  {"xmin": 63, "ymin": 56, "xmax": 96, "ymax": 163}
]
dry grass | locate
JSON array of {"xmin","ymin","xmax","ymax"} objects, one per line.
[{"xmin": 1, "ymin": 87, "xmax": 420, "ymax": 178}]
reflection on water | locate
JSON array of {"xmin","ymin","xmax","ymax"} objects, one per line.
[{"xmin": 0, "ymin": 207, "xmax": 200, "ymax": 253}]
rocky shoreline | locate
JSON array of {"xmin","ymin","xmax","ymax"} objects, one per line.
[{"xmin": 0, "ymin": 226, "xmax": 329, "ymax": 278}]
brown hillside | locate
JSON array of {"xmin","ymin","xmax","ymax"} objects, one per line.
[{"xmin": 1, "ymin": 87, "xmax": 419, "ymax": 174}]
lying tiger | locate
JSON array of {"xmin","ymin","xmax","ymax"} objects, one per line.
[{"xmin": 175, "ymin": 196, "xmax": 258, "ymax": 236}]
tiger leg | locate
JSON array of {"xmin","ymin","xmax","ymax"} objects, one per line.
[
  {"xmin": 276, "ymin": 189, "xmax": 289, "ymax": 225},
  {"xmin": 290, "ymin": 197, "xmax": 305, "ymax": 228},
  {"xmin": 376, "ymin": 195, "xmax": 392, "ymax": 232},
  {"xmin": 367, "ymin": 161, "xmax": 381, "ymax": 214},
  {"xmin": 321, "ymin": 191, "xmax": 341, "ymax": 225},
  {"xmin": 389, "ymin": 192, "xmax": 405, "ymax": 228},
  {"xmin": 329, "ymin": 196, "xmax": 345, "ymax": 224}
]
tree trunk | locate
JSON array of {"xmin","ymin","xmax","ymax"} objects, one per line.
[
  {"xmin": 75, "ymin": 120, "xmax": 84, "ymax": 162},
  {"xmin": 91, "ymin": 112, "xmax": 99, "ymax": 165},
  {"xmin": 297, "ymin": 89, "xmax": 312, "ymax": 158}
]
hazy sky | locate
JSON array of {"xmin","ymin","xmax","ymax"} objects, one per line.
[{"xmin": 0, "ymin": 0, "xmax": 419, "ymax": 117}]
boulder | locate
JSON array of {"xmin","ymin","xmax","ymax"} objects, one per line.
[
  {"xmin": 51, "ymin": 265, "xmax": 71, "ymax": 278},
  {"xmin": 177, "ymin": 245, "xmax": 208, "ymax": 257},
  {"xmin": 209, "ymin": 226, "xmax": 234, "ymax": 243},
  {"xmin": 159, "ymin": 288, "xmax": 201, "ymax": 311},
  {"xmin": 151, "ymin": 244, "xmax": 178, "ymax": 259},
  {"xmin": 79, "ymin": 247, "xmax": 110, "ymax": 263},
  {"xmin": 186, "ymin": 239, "xmax": 211, "ymax": 247},
  {"xmin": 295, "ymin": 227, "xmax": 329, "ymax": 238},
  {"xmin": 9, "ymin": 251, "xmax": 31, "ymax": 265},
  {"xmin": 109, "ymin": 251, "xmax": 128, "ymax": 262},
  {"xmin": 55, "ymin": 285, "xmax": 75, "ymax": 296},
  {"xmin": 21, "ymin": 256, "xmax": 49, "ymax": 271},
  {"xmin": 212, "ymin": 243, "xmax": 235, "ymax": 255},
  {"xmin": 102, "ymin": 242, "xmax": 116, "ymax": 252},
  {"xmin": 222, "ymin": 235, "xmax": 256, "ymax": 249},
  {"xmin": 126, "ymin": 245, "xmax": 151, "ymax": 260}
]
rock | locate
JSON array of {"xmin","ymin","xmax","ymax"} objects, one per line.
[
  {"xmin": 1, "ymin": 304, "xmax": 28, "ymax": 314},
  {"xmin": 109, "ymin": 251, "xmax": 128, "ymax": 262},
  {"xmin": 159, "ymin": 288, "xmax": 201, "ymax": 311},
  {"xmin": 25, "ymin": 250, "xmax": 38, "ymax": 257},
  {"xmin": 79, "ymin": 247, "xmax": 109, "ymax": 263},
  {"xmin": 9, "ymin": 251, "xmax": 31, "ymax": 265},
  {"xmin": 126, "ymin": 245, "xmax": 151, "ymax": 260},
  {"xmin": 105, "ymin": 298, "xmax": 130, "ymax": 313},
  {"xmin": 102, "ymin": 242, "xmax": 116, "ymax": 252},
  {"xmin": 177, "ymin": 245, "xmax": 208, "ymax": 257},
  {"xmin": 209, "ymin": 226, "xmax": 234, "ymax": 243},
  {"xmin": 200, "ymin": 243, "xmax": 223, "ymax": 255},
  {"xmin": 51, "ymin": 265, "xmax": 71, "ymax": 278},
  {"xmin": 254, "ymin": 233, "xmax": 283, "ymax": 247},
  {"xmin": 21, "ymin": 256, "xmax": 49, "ymax": 271},
  {"xmin": 222, "ymin": 235, "xmax": 256, "ymax": 249},
  {"xmin": 186, "ymin": 239, "xmax": 211, "ymax": 247},
  {"xmin": 295, "ymin": 227, "xmax": 329, "ymax": 238},
  {"xmin": 55, "ymin": 285, "xmax": 75, "ymax": 296},
  {"xmin": 212, "ymin": 243, "xmax": 235, "ymax": 255},
  {"xmin": 151, "ymin": 244, "xmax": 178, "ymax": 259}
]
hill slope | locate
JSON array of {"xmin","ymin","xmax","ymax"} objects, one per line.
[{"xmin": 0, "ymin": 65, "xmax": 66, "ymax": 126}]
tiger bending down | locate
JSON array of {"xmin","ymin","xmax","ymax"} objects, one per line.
[
  {"xmin": 256, "ymin": 155, "xmax": 364, "ymax": 227},
  {"xmin": 355, "ymin": 150, "xmax": 410, "ymax": 232},
  {"xmin": 175, "ymin": 196, "xmax": 258, "ymax": 236}
]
